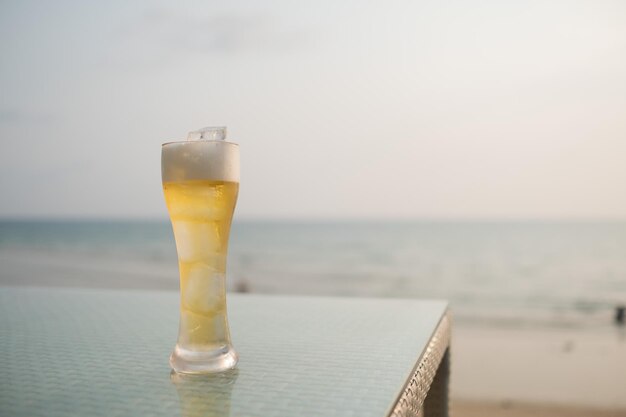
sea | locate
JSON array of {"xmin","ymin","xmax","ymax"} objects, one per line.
[{"xmin": 1, "ymin": 220, "xmax": 625, "ymax": 329}]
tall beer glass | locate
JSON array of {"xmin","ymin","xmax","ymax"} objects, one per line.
[{"xmin": 162, "ymin": 126, "xmax": 239, "ymax": 374}]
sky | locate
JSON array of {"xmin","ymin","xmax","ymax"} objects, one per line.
[{"xmin": 1, "ymin": 0, "xmax": 625, "ymax": 220}]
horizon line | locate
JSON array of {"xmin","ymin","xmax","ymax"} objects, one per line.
[{"xmin": 1, "ymin": 216, "xmax": 625, "ymax": 223}]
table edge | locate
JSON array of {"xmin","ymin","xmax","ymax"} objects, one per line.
[{"xmin": 386, "ymin": 310, "xmax": 452, "ymax": 417}]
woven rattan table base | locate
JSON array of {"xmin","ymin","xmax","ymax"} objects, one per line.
[{"xmin": 389, "ymin": 313, "xmax": 451, "ymax": 417}]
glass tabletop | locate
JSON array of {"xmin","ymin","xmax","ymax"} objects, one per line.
[{"xmin": 0, "ymin": 287, "xmax": 447, "ymax": 417}]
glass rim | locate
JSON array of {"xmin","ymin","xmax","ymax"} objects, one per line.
[{"xmin": 161, "ymin": 140, "xmax": 239, "ymax": 147}]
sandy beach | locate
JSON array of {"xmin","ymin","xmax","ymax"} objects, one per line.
[
  {"xmin": 452, "ymin": 325, "xmax": 626, "ymax": 415},
  {"xmin": 452, "ymin": 400, "xmax": 626, "ymax": 417}
]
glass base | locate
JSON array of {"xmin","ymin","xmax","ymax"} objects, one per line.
[{"xmin": 170, "ymin": 344, "xmax": 239, "ymax": 374}]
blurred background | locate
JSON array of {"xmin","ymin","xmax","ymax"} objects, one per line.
[{"xmin": 1, "ymin": 0, "xmax": 625, "ymax": 415}]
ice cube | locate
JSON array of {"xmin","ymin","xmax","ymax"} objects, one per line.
[
  {"xmin": 172, "ymin": 220, "xmax": 222, "ymax": 262},
  {"xmin": 189, "ymin": 201, "xmax": 226, "ymax": 221},
  {"xmin": 208, "ymin": 313, "xmax": 228, "ymax": 342},
  {"xmin": 178, "ymin": 310, "xmax": 228, "ymax": 346},
  {"xmin": 182, "ymin": 265, "xmax": 225, "ymax": 315},
  {"xmin": 167, "ymin": 185, "xmax": 227, "ymax": 221},
  {"xmin": 178, "ymin": 310, "xmax": 210, "ymax": 346}
]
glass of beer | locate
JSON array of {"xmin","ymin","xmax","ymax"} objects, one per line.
[{"xmin": 162, "ymin": 126, "xmax": 239, "ymax": 374}]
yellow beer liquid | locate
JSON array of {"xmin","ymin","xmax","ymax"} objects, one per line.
[{"xmin": 163, "ymin": 180, "xmax": 239, "ymax": 349}]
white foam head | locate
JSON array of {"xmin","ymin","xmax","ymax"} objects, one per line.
[{"xmin": 162, "ymin": 127, "xmax": 240, "ymax": 183}]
